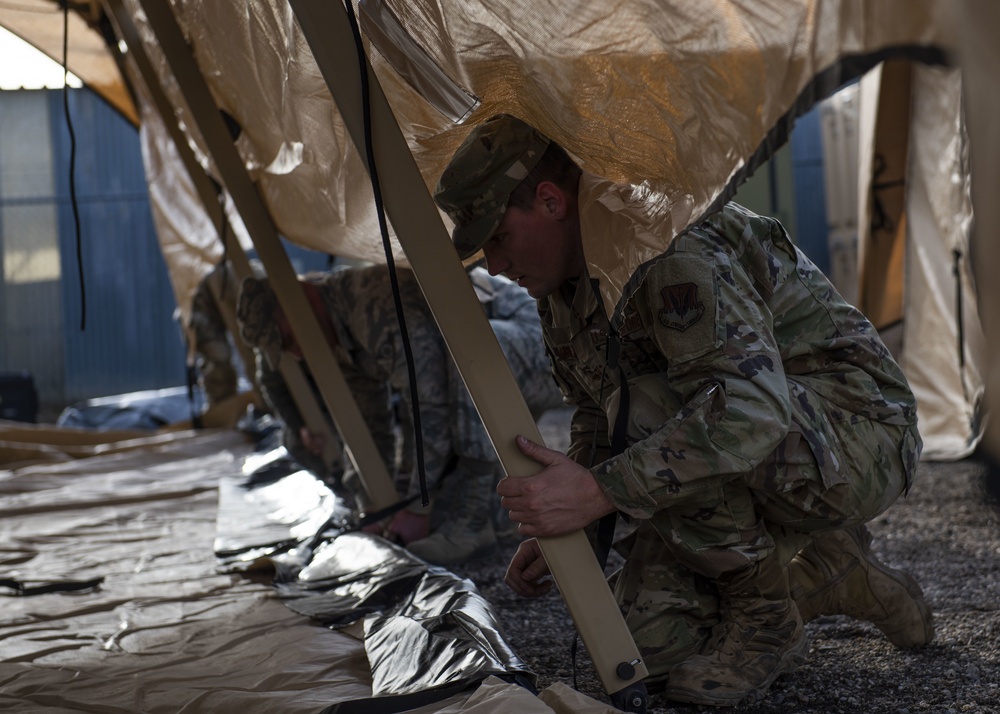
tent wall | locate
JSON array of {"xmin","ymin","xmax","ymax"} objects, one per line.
[
  {"xmin": 899, "ymin": 65, "xmax": 984, "ymax": 460},
  {"xmin": 855, "ymin": 65, "xmax": 984, "ymax": 461},
  {"xmin": 958, "ymin": 0, "xmax": 1000, "ymax": 473}
]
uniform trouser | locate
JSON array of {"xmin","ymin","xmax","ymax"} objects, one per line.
[{"xmin": 608, "ymin": 374, "xmax": 918, "ymax": 681}]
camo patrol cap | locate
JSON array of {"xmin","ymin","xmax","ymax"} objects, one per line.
[
  {"xmin": 236, "ymin": 276, "xmax": 283, "ymax": 368},
  {"xmin": 433, "ymin": 114, "xmax": 550, "ymax": 259}
]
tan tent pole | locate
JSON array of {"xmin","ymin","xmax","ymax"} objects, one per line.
[
  {"xmin": 287, "ymin": 0, "xmax": 647, "ymax": 704},
  {"xmin": 104, "ymin": 0, "xmax": 343, "ymax": 471},
  {"xmin": 132, "ymin": 0, "xmax": 398, "ymax": 511},
  {"xmin": 102, "ymin": 2, "xmax": 226, "ymax": 249}
]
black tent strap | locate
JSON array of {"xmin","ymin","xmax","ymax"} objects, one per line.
[
  {"xmin": 319, "ymin": 673, "xmax": 536, "ymax": 714},
  {"xmin": 0, "ymin": 575, "xmax": 105, "ymax": 597}
]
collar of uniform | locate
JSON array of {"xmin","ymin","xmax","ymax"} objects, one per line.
[
  {"xmin": 577, "ymin": 170, "xmax": 684, "ymax": 324},
  {"xmin": 575, "ymin": 275, "xmax": 602, "ymax": 321},
  {"xmin": 540, "ymin": 274, "xmax": 600, "ymax": 339}
]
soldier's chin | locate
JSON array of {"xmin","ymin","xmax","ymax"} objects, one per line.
[{"xmin": 519, "ymin": 278, "xmax": 549, "ymax": 299}]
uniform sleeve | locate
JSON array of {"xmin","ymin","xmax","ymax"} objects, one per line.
[
  {"xmin": 343, "ymin": 369, "xmax": 397, "ymax": 477},
  {"xmin": 592, "ymin": 249, "xmax": 792, "ymax": 519}
]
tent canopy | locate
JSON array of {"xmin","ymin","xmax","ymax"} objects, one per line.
[{"xmin": 0, "ymin": 0, "xmax": 954, "ymax": 317}]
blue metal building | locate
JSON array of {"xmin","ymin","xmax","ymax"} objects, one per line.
[
  {"xmin": 0, "ymin": 88, "xmax": 185, "ymax": 413},
  {"xmin": 0, "ymin": 87, "xmax": 334, "ymax": 415}
]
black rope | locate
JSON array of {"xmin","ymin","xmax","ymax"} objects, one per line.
[
  {"xmin": 952, "ymin": 248, "xmax": 970, "ymax": 404},
  {"xmin": 62, "ymin": 1, "xmax": 85, "ymax": 330},
  {"xmin": 341, "ymin": 0, "xmax": 428, "ymax": 506}
]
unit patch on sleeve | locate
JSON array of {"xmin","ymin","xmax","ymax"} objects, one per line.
[{"xmin": 659, "ymin": 283, "xmax": 704, "ymax": 331}]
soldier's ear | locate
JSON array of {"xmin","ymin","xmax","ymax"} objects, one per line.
[{"xmin": 536, "ymin": 181, "xmax": 568, "ymax": 219}]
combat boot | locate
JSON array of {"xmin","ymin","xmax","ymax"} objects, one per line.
[
  {"xmin": 789, "ymin": 524, "xmax": 933, "ymax": 648},
  {"xmin": 666, "ymin": 554, "xmax": 809, "ymax": 706},
  {"xmin": 407, "ymin": 459, "xmax": 497, "ymax": 566}
]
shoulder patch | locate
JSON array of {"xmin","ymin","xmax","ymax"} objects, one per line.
[
  {"xmin": 659, "ymin": 283, "xmax": 704, "ymax": 331},
  {"xmin": 642, "ymin": 253, "xmax": 722, "ymax": 363}
]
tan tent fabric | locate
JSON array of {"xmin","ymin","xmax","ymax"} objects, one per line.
[
  {"xmin": 856, "ymin": 60, "xmax": 911, "ymax": 330},
  {"xmin": 0, "ymin": 418, "xmax": 198, "ymax": 468},
  {"xmin": 0, "ymin": 2, "xmax": 957, "ymax": 317},
  {"xmin": 105, "ymin": 0, "xmax": 952, "ymax": 319},
  {"xmin": 958, "ymin": 1, "xmax": 1000, "ymax": 467},
  {"xmin": 0, "ymin": 0, "xmax": 137, "ymax": 123},
  {"xmin": 856, "ymin": 64, "xmax": 985, "ymax": 460}
]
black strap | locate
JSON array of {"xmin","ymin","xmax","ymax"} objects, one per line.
[
  {"xmin": 593, "ymin": 331, "xmax": 630, "ymax": 571},
  {"xmin": 0, "ymin": 576, "xmax": 104, "ymax": 596},
  {"xmin": 573, "ymin": 283, "xmax": 633, "ymax": 689},
  {"xmin": 185, "ymin": 362, "xmax": 204, "ymax": 430},
  {"xmin": 318, "ymin": 678, "xmax": 475, "ymax": 714},
  {"xmin": 592, "ymin": 278, "xmax": 632, "ymax": 572}
]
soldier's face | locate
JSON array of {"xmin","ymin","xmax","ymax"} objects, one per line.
[{"xmin": 483, "ymin": 185, "xmax": 583, "ymax": 299}]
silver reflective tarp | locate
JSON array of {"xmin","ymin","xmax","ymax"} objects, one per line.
[{"xmin": 215, "ymin": 447, "xmax": 534, "ymax": 697}]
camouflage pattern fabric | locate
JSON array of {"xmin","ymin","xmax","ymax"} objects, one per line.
[
  {"xmin": 252, "ymin": 265, "xmax": 561, "ymax": 520},
  {"xmin": 450, "ymin": 267, "xmax": 565, "ymax": 465},
  {"xmin": 189, "ymin": 263, "xmax": 238, "ymax": 407},
  {"xmin": 236, "ymin": 274, "xmax": 282, "ymax": 369},
  {"xmin": 434, "ymin": 114, "xmax": 551, "ymax": 259},
  {"xmin": 539, "ymin": 200, "xmax": 922, "ymax": 681},
  {"xmin": 256, "ymin": 353, "xmax": 350, "ymax": 481}
]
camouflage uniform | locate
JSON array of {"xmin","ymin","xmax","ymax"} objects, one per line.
[
  {"xmin": 541, "ymin": 195, "xmax": 922, "ymax": 680},
  {"xmin": 247, "ymin": 265, "xmax": 560, "ymax": 550},
  {"xmin": 448, "ymin": 266, "xmax": 565, "ymax": 465},
  {"xmin": 255, "ymin": 354, "xmax": 351, "ymax": 482},
  {"xmin": 188, "ymin": 263, "xmax": 239, "ymax": 408},
  {"xmin": 434, "ymin": 113, "xmax": 930, "ymax": 703}
]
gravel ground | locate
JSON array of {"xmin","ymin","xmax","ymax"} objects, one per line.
[{"xmin": 449, "ymin": 407, "xmax": 1000, "ymax": 713}]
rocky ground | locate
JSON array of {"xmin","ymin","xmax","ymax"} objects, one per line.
[{"xmin": 449, "ymin": 407, "xmax": 1000, "ymax": 714}]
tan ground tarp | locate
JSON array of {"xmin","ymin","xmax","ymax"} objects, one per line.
[{"xmin": 0, "ymin": 424, "xmax": 620, "ymax": 712}]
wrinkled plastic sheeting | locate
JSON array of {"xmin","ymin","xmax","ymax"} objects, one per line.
[
  {"xmin": 216, "ymin": 445, "xmax": 536, "ymax": 699},
  {"xmin": 0, "ymin": 428, "xmax": 384, "ymax": 713}
]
